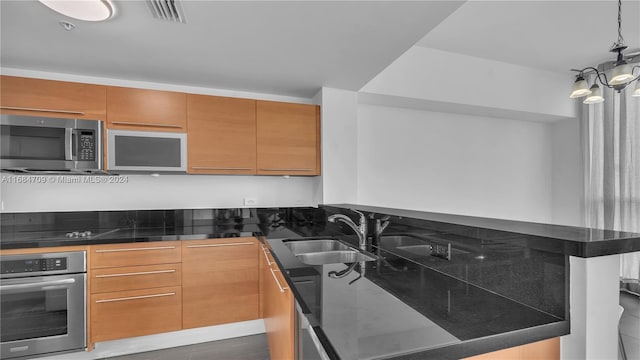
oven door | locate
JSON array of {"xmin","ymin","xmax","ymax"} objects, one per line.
[{"xmin": 0, "ymin": 273, "xmax": 86, "ymax": 359}]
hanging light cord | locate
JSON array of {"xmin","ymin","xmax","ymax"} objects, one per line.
[{"xmin": 616, "ymin": 0, "xmax": 624, "ymax": 46}]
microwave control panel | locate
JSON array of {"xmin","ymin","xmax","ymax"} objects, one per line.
[
  {"xmin": 1, "ymin": 257, "xmax": 68, "ymax": 275},
  {"xmin": 78, "ymin": 131, "xmax": 95, "ymax": 161}
]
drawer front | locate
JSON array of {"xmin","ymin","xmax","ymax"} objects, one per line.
[
  {"xmin": 91, "ymin": 286, "xmax": 182, "ymax": 343},
  {"xmin": 90, "ymin": 241, "xmax": 181, "ymax": 268},
  {"xmin": 91, "ymin": 263, "xmax": 182, "ymax": 293}
]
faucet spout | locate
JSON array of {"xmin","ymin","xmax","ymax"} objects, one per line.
[{"xmin": 328, "ymin": 210, "xmax": 368, "ymax": 250}]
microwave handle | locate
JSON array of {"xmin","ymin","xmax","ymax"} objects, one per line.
[{"xmin": 64, "ymin": 128, "xmax": 78, "ymax": 161}]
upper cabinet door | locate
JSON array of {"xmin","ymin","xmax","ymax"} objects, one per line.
[
  {"xmin": 107, "ymin": 86, "xmax": 186, "ymax": 132},
  {"xmin": 0, "ymin": 75, "xmax": 106, "ymax": 119},
  {"xmin": 187, "ymin": 95, "xmax": 257, "ymax": 174},
  {"xmin": 256, "ymin": 101, "xmax": 320, "ymax": 176}
]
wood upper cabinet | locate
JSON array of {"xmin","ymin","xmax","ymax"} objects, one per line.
[
  {"xmin": 0, "ymin": 75, "xmax": 106, "ymax": 119},
  {"xmin": 256, "ymin": 100, "xmax": 320, "ymax": 176},
  {"xmin": 263, "ymin": 245, "xmax": 295, "ymax": 360},
  {"xmin": 182, "ymin": 237, "xmax": 260, "ymax": 329},
  {"xmin": 107, "ymin": 86, "xmax": 187, "ymax": 131},
  {"xmin": 187, "ymin": 94, "xmax": 256, "ymax": 174}
]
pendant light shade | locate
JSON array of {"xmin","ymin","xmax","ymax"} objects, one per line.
[
  {"xmin": 570, "ymin": 76, "xmax": 592, "ymax": 98},
  {"xmin": 583, "ymin": 84, "xmax": 605, "ymax": 104},
  {"xmin": 38, "ymin": 0, "xmax": 115, "ymax": 21},
  {"xmin": 609, "ymin": 62, "xmax": 635, "ymax": 86}
]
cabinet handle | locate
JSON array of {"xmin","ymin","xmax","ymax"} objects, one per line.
[
  {"xmin": 111, "ymin": 121, "xmax": 183, "ymax": 128},
  {"xmin": 270, "ymin": 268, "xmax": 288, "ymax": 293},
  {"xmin": 0, "ymin": 106, "xmax": 85, "ymax": 115},
  {"xmin": 186, "ymin": 242, "xmax": 254, "ymax": 249},
  {"xmin": 95, "ymin": 269, "xmax": 176, "ymax": 278},
  {"xmin": 95, "ymin": 246, "xmax": 176, "ymax": 253},
  {"xmin": 95, "ymin": 292, "xmax": 176, "ymax": 303},
  {"xmin": 259, "ymin": 168, "xmax": 313, "ymax": 172},
  {"xmin": 261, "ymin": 246, "xmax": 273, "ymax": 265},
  {"xmin": 191, "ymin": 167, "xmax": 253, "ymax": 171}
]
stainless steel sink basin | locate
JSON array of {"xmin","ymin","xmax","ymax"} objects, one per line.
[
  {"xmin": 284, "ymin": 239, "xmax": 376, "ymax": 265},
  {"xmin": 284, "ymin": 239, "xmax": 351, "ymax": 255},
  {"xmin": 295, "ymin": 250, "xmax": 376, "ymax": 265}
]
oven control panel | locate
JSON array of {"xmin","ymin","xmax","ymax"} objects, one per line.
[{"xmin": 1, "ymin": 257, "xmax": 68, "ymax": 275}]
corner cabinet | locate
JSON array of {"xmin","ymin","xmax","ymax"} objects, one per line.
[
  {"xmin": 256, "ymin": 100, "xmax": 320, "ymax": 176},
  {"xmin": 261, "ymin": 244, "xmax": 295, "ymax": 360},
  {"xmin": 0, "ymin": 75, "xmax": 106, "ymax": 119},
  {"xmin": 182, "ymin": 238, "xmax": 260, "ymax": 328},
  {"xmin": 106, "ymin": 86, "xmax": 187, "ymax": 132},
  {"xmin": 187, "ymin": 95, "xmax": 257, "ymax": 174}
]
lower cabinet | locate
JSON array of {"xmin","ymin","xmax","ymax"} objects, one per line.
[
  {"xmin": 182, "ymin": 237, "xmax": 260, "ymax": 328},
  {"xmin": 89, "ymin": 241, "xmax": 182, "ymax": 343},
  {"xmin": 90, "ymin": 286, "xmax": 182, "ymax": 343},
  {"xmin": 463, "ymin": 337, "xmax": 559, "ymax": 360},
  {"xmin": 262, "ymin": 244, "xmax": 295, "ymax": 360}
]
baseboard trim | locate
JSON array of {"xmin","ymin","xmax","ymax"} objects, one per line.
[{"xmin": 37, "ymin": 319, "xmax": 266, "ymax": 360}]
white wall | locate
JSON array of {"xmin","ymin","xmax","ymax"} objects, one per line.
[
  {"xmin": 551, "ymin": 118, "xmax": 584, "ymax": 226},
  {"xmin": 357, "ymin": 104, "xmax": 554, "ymax": 223},
  {"xmin": 361, "ymin": 47, "xmax": 575, "ymax": 122},
  {"xmin": 0, "ymin": 174, "xmax": 320, "ymax": 212},
  {"xmin": 319, "ymin": 87, "xmax": 359, "ymax": 204}
]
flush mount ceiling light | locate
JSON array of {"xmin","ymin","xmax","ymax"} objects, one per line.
[
  {"xmin": 39, "ymin": 0, "xmax": 115, "ymax": 21},
  {"xmin": 570, "ymin": 0, "xmax": 639, "ymax": 104}
]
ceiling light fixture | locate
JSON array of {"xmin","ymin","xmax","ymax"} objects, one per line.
[
  {"xmin": 570, "ymin": 0, "xmax": 639, "ymax": 104},
  {"xmin": 39, "ymin": 0, "xmax": 115, "ymax": 22}
]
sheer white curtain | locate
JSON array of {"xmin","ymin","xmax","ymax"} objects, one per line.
[{"xmin": 580, "ymin": 79, "xmax": 640, "ymax": 288}]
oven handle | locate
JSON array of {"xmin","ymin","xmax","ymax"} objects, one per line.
[{"xmin": 0, "ymin": 278, "xmax": 76, "ymax": 291}]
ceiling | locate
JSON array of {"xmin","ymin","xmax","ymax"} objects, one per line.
[
  {"xmin": 0, "ymin": 0, "xmax": 464, "ymax": 99},
  {"xmin": 1, "ymin": 1, "xmax": 638, "ymax": 99},
  {"xmin": 417, "ymin": 0, "xmax": 640, "ymax": 74}
]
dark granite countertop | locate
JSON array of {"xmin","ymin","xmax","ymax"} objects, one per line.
[
  {"xmin": 0, "ymin": 206, "xmax": 574, "ymax": 359},
  {"xmin": 266, "ymin": 236, "xmax": 568, "ymax": 360},
  {"xmin": 330, "ymin": 204, "xmax": 640, "ymax": 257}
]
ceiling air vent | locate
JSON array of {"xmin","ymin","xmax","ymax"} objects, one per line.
[{"xmin": 147, "ymin": 0, "xmax": 187, "ymax": 23}]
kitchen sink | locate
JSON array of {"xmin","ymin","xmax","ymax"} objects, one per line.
[
  {"xmin": 296, "ymin": 250, "xmax": 376, "ymax": 265},
  {"xmin": 284, "ymin": 239, "xmax": 351, "ymax": 255},
  {"xmin": 284, "ymin": 239, "xmax": 377, "ymax": 265}
]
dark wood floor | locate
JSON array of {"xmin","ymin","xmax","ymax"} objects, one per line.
[
  {"xmin": 101, "ymin": 334, "xmax": 269, "ymax": 360},
  {"xmin": 102, "ymin": 292, "xmax": 639, "ymax": 360}
]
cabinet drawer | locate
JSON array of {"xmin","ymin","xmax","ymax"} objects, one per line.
[
  {"xmin": 90, "ymin": 241, "xmax": 181, "ymax": 268},
  {"xmin": 91, "ymin": 286, "xmax": 182, "ymax": 343},
  {"xmin": 91, "ymin": 263, "xmax": 181, "ymax": 293}
]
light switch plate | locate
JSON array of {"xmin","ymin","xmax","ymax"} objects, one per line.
[{"xmin": 243, "ymin": 197, "xmax": 257, "ymax": 206}]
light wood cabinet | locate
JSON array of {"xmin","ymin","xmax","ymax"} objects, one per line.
[
  {"xmin": 262, "ymin": 244, "xmax": 295, "ymax": 360},
  {"xmin": 187, "ymin": 94, "xmax": 256, "ymax": 174},
  {"xmin": 90, "ymin": 286, "xmax": 182, "ymax": 343},
  {"xmin": 89, "ymin": 241, "xmax": 182, "ymax": 344},
  {"xmin": 107, "ymin": 86, "xmax": 187, "ymax": 131},
  {"xmin": 256, "ymin": 100, "xmax": 320, "ymax": 176},
  {"xmin": 182, "ymin": 237, "xmax": 260, "ymax": 329},
  {"xmin": 90, "ymin": 241, "xmax": 181, "ymax": 268},
  {"xmin": 463, "ymin": 337, "xmax": 559, "ymax": 360},
  {"xmin": 0, "ymin": 75, "xmax": 106, "ymax": 119}
]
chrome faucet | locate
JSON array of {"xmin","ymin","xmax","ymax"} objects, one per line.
[{"xmin": 328, "ymin": 209, "xmax": 368, "ymax": 250}]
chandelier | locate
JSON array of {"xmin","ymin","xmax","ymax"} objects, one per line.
[{"xmin": 570, "ymin": 0, "xmax": 640, "ymax": 104}]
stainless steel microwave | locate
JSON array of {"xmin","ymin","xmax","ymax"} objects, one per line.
[
  {"xmin": 107, "ymin": 130, "xmax": 187, "ymax": 172},
  {"xmin": 0, "ymin": 114, "xmax": 103, "ymax": 173}
]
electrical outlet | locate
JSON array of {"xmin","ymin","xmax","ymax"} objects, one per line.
[{"xmin": 243, "ymin": 197, "xmax": 257, "ymax": 206}]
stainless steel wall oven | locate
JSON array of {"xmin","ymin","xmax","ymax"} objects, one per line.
[{"xmin": 0, "ymin": 251, "xmax": 86, "ymax": 359}]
